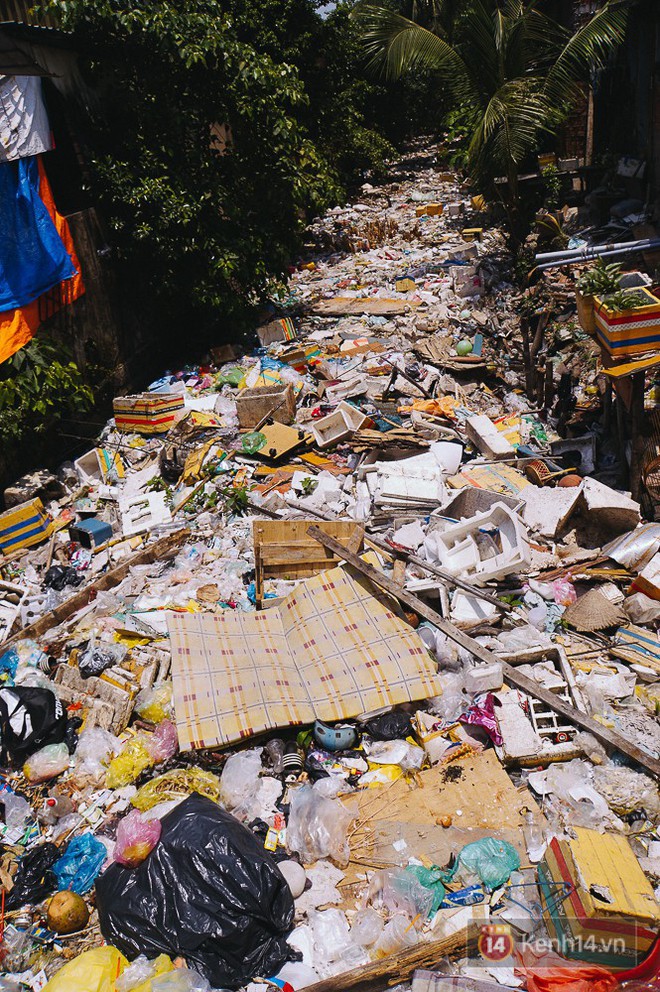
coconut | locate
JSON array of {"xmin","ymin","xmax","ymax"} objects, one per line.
[{"xmin": 46, "ymin": 891, "xmax": 89, "ymax": 934}]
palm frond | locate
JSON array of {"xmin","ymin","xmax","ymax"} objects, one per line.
[
  {"xmin": 351, "ymin": 2, "xmax": 474, "ymax": 96},
  {"xmin": 544, "ymin": 0, "xmax": 628, "ymax": 103}
]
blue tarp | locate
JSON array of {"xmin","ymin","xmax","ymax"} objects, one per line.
[{"xmin": 0, "ymin": 156, "xmax": 75, "ymax": 313}]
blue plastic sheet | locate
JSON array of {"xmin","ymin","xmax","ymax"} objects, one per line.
[
  {"xmin": 0, "ymin": 157, "xmax": 75, "ymax": 313},
  {"xmin": 53, "ymin": 832, "xmax": 106, "ymax": 894}
]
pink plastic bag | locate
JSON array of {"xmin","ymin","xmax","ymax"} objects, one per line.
[
  {"xmin": 114, "ymin": 809, "xmax": 161, "ymax": 868},
  {"xmin": 145, "ymin": 719, "xmax": 178, "ymax": 763}
]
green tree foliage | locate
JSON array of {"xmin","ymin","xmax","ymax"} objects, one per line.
[
  {"xmin": 44, "ymin": 0, "xmax": 337, "ymax": 337},
  {"xmin": 353, "ymin": 0, "xmax": 628, "ymax": 243},
  {"xmin": 0, "ymin": 335, "xmax": 93, "ymax": 450}
]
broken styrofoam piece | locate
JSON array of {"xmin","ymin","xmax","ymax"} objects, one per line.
[
  {"xmin": 119, "ymin": 492, "xmax": 172, "ymax": 538},
  {"xmin": 465, "ymin": 415, "xmax": 515, "ymax": 460},
  {"xmin": 521, "ymin": 485, "xmax": 582, "ymax": 539},
  {"xmin": 580, "ymin": 478, "xmax": 640, "ymax": 535},
  {"xmin": 424, "ymin": 502, "xmax": 530, "ymax": 585},
  {"xmin": 311, "ymin": 402, "xmax": 369, "ymax": 448}
]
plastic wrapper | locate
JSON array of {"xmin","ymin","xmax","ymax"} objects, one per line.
[
  {"xmin": 144, "ymin": 720, "xmax": 178, "ymax": 762},
  {"xmin": 307, "ymin": 908, "xmax": 359, "ymax": 969},
  {"xmin": 23, "ymin": 741, "xmax": 70, "ymax": 783},
  {"xmin": 286, "ymin": 784, "xmax": 354, "ymax": 867},
  {"xmin": 220, "ymin": 748, "xmax": 263, "ymax": 808},
  {"xmin": 53, "ymin": 832, "xmax": 107, "ymax": 894},
  {"xmin": 151, "ymin": 971, "xmax": 211, "ymax": 992},
  {"xmin": 73, "ymin": 726, "xmax": 120, "ymax": 784},
  {"xmin": 132, "ymin": 767, "xmax": 222, "ymax": 812},
  {"xmin": 106, "ymin": 735, "xmax": 153, "ymax": 788},
  {"xmin": 5, "ymin": 842, "xmax": 58, "ymax": 910},
  {"xmin": 96, "ymin": 794, "xmax": 295, "ymax": 989},
  {"xmin": 42, "ymin": 947, "xmax": 128, "ymax": 992},
  {"xmin": 368, "ymin": 868, "xmax": 434, "ymax": 919},
  {"xmin": 1, "ymin": 790, "xmax": 31, "ymax": 829},
  {"xmin": 351, "ymin": 908, "xmax": 384, "ymax": 946},
  {"xmin": 115, "ymin": 954, "xmax": 175, "ymax": 992},
  {"xmin": 552, "ymin": 576, "xmax": 577, "ymax": 607},
  {"xmin": 442, "ymin": 837, "xmax": 520, "ymax": 891},
  {"xmin": 373, "ymin": 914, "xmax": 418, "ymax": 958},
  {"xmin": 0, "ymin": 685, "xmax": 67, "ymax": 764},
  {"xmin": 115, "ymin": 809, "xmax": 162, "ymax": 867},
  {"xmin": 79, "ymin": 636, "xmax": 127, "ymax": 678},
  {"xmin": 135, "ymin": 683, "xmax": 173, "ymax": 724},
  {"xmin": 405, "ymin": 864, "xmax": 446, "ymax": 914},
  {"xmin": 459, "ymin": 694, "xmax": 503, "ymax": 746}
]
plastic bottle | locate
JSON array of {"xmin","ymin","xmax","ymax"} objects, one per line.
[{"xmin": 522, "ymin": 806, "xmax": 545, "ymax": 862}]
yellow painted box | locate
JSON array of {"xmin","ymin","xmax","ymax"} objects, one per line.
[
  {"xmin": 0, "ymin": 498, "xmax": 53, "ymax": 554},
  {"xmin": 594, "ymin": 287, "xmax": 660, "ymax": 357},
  {"xmin": 113, "ymin": 392, "xmax": 185, "ymax": 435}
]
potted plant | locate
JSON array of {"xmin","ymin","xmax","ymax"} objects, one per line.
[
  {"xmin": 593, "ymin": 287, "xmax": 660, "ymax": 358},
  {"xmin": 575, "ymin": 259, "xmax": 622, "ymax": 335}
]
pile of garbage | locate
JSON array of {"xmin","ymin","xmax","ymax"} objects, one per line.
[{"xmin": 0, "ymin": 150, "xmax": 659, "ymax": 992}]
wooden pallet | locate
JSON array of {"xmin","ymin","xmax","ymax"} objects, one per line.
[{"xmin": 253, "ymin": 519, "xmax": 363, "ymax": 608}]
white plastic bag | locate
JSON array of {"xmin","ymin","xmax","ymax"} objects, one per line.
[
  {"xmin": 219, "ymin": 749, "xmax": 263, "ymax": 808},
  {"xmin": 286, "ymin": 784, "xmax": 354, "ymax": 866}
]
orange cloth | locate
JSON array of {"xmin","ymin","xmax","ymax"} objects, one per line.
[{"xmin": 0, "ymin": 158, "xmax": 85, "ymax": 365}]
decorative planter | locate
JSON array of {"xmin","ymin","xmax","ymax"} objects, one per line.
[
  {"xmin": 594, "ymin": 288, "xmax": 660, "ymax": 357},
  {"xmin": 575, "ymin": 290, "xmax": 596, "ymax": 335}
]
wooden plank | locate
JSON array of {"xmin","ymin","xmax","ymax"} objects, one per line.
[
  {"xmin": 298, "ymin": 918, "xmax": 482, "ymax": 992},
  {"xmin": 308, "ymin": 526, "xmax": 660, "ymax": 779},
  {"xmin": 3, "ymin": 529, "xmax": 189, "ymax": 650}
]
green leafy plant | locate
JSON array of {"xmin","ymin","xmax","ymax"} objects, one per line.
[
  {"xmin": 0, "ymin": 335, "xmax": 93, "ymax": 450},
  {"xmin": 221, "ymin": 484, "xmax": 250, "ymax": 517},
  {"xmin": 353, "ymin": 0, "xmax": 627, "ymax": 245},
  {"xmin": 541, "ymin": 164, "xmax": 562, "ymax": 212},
  {"xmin": 600, "ymin": 288, "xmax": 649, "ymax": 312},
  {"xmin": 576, "ymin": 259, "xmax": 622, "ymax": 297},
  {"xmin": 300, "ymin": 476, "xmax": 318, "ymax": 495}
]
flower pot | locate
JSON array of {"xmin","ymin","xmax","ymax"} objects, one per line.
[
  {"xmin": 594, "ymin": 288, "xmax": 660, "ymax": 357},
  {"xmin": 575, "ymin": 290, "xmax": 596, "ymax": 335}
]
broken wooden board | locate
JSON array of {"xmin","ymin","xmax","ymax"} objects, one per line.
[
  {"xmin": 312, "ymin": 298, "xmax": 422, "ymax": 317},
  {"xmin": 308, "ymin": 526, "xmax": 660, "ymax": 778},
  {"xmin": 253, "ymin": 519, "xmax": 364, "ymax": 607},
  {"xmin": 345, "ymin": 751, "xmax": 542, "ymax": 871},
  {"xmin": 3, "ymin": 529, "xmax": 190, "ymax": 652}
]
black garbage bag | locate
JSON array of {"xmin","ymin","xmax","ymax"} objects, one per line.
[
  {"xmin": 0, "ymin": 687, "xmax": 67, "ymax": 765},
  {"xmin": 96, "ymin": 793, "xmax": 295, "ymax": 988},
  {"xmin": 5, "ymin": 843, "xmax": 58, "ymax": 910},
  {"xmin": 363, "ymin": 710, "xmax": 413, "ymax": 740}
]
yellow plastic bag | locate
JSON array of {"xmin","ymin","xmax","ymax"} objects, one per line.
[
  {"xmin": 106, "ymin": 735, "xmax": 153, "ymax": 789},
  {"xmin": 43, "ymin": 946, "xmax": 127, "ymax": 992}
]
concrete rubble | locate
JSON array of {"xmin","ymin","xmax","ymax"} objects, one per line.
[{"xmin": 0, "ymin": 151, "xmax": 659, "ymax": 992}]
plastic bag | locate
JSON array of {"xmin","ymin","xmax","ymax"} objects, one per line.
[
  {"xmin": 132, "ymin": 767, "xmax": 222, "ymax": 812},
  {"xmin": 73, "ymin": 727, "xmax": 120, "ymax": 784},
  {"xmin": 144, "ymin": 720, "xmax": 178, "ymax": 763},
  {"xmin": 135, "ymin": 683, "xmax": 173, "ymax": 724},
  {"xmin": 106, "ymin": 735, "xmax": 153, "ymax": 788},
  {"xmin": 286, "ymin": 784, "xmax": 354, "ymax": 867},
  {"xmin": 23, "ymin": 741, "xmax": 70, "ymax": 783},
  {"xmin": 96, "ymin": 794, "xmax": 295, "ymax": 989},
  {"xmin": 442, "ymin": 837, "xmax": 520, "ymax": 891},
  {"xmin": 0, "ymin": 686, "xmax": 66, "ymax": 764},
  {"xmin": 363, "ymin": 711, "xmax": 412, "ymax": 740},
  {"xmin": 151, "ymin": 971, "xmax": 211, "ymax": 992},
  {"xmin": 115, "ymin": 809, "xmax": 162, "ymax": 867},
  {"xmin": 368, "ymin": 868, "xmax": 434, "ymax": 919},
  {"xmin": 79, "ymin": 636, "xmax": 127, "ymax": 678},
  {"xmin": 115, "ymin": 954, "xmax": 175, "ymax": 992},
  {"xmin": 516, "ymin": 944, "xmax": 618, "ymax": 992},
  {"xmin": 53, "ymin": 832, "xmax": 107, "ymax": 893},
  {"xmin": 459, "ymin": 694, "xmax": 503, "ymax": 746},
  {"xmin": 5, "ymin": 842, "xmax": 58, "ymax": 910},
  {"xmin": 220, "ymin": 748, "xmax": 263, "ymax": 808},
  {"xmin": 42, "ymin": 946, "xmax": 128, "ymax": 992},
  {"xmin": 405, "ymin": 864, "xmax": 446, "ymax": 914}
]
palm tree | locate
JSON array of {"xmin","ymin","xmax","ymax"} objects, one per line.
[{"xmin": 352, "ymin": 0, "xmax": 628, "ymax": 244}]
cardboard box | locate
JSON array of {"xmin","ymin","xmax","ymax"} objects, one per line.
[
  {"xmin": 257, "ymin": 316, "xmax": 297, "ymax": 347},
  {"xmin": 0, "ymin": 498, "xmax": 53, "ymax": 554},
  {"xmin": 236, "ymin": 383, "xmax": 296, "ymax": 428},
  {"xmin": 113, "ymin": 392, "xmax": 185, "ymax": 435},
  {"xmin": 594, "ymin": 288, "xmax": 660, "ymax": 357}
]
